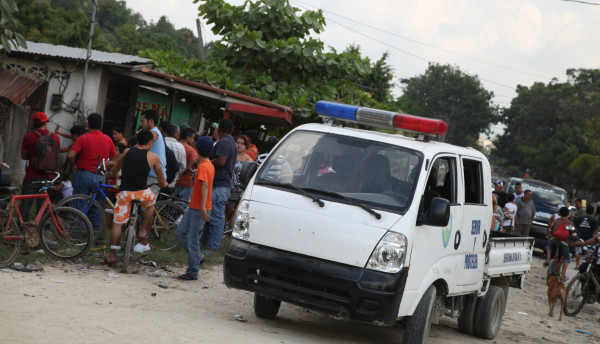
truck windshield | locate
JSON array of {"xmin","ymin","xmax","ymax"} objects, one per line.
[{"xmin": 255, "ymin": 130, "xmax": 423, "ymax": 214}]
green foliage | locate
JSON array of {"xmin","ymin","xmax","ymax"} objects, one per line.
[
  {"xmin": 13, "ymin": 0, "xmax": 203, "ymax": 58},
  {"xmin": 399, "ymin": 63, "xmax": 498, "ymax": 147},
  {"xmin": 0, "ymin": 0, "xmax": 28, "ymax": 58},
  {"xmin": 494, "ymin": 68, "xmax": 600, "ymax": 190}
]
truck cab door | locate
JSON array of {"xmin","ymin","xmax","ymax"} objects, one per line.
[
  {"xmin": 408, "ymin": 155, "xmax": 463, "ymax": 291},
  {"xmin": 456, "ymin": 157, "xmax": 488, "ymax": 287}
]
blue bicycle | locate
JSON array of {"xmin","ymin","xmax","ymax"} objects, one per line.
[{"xmin": 56, "ymin": 159, "xmax": 117, "ymax": 243}]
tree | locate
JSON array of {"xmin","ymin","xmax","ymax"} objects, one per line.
[
  {"xmin": 144, "ymin": 0, "xmax": 377, "ymax": 120},
  {"xmin": 398, "ymin": 63, "xmax": 498, "ymax": 147},
  {"xmin": 0, "ymin": 0, "xmax": 27, "ymax": 58}
]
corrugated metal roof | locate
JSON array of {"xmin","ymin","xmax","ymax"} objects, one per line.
[
  {"xmin": 8, "ymin": 41, "xmax": 151, "ymax": 65},
  {"xmin": 0, "ymin": 69, "xmax": 44, "ymax": 105}
]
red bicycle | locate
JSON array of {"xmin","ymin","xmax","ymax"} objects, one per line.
[{"xmin": 0, "ymin": 172, "xmax": 93, "ymax": 267}]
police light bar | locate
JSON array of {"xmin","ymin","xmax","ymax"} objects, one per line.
[{"xmin": 315, "ymin": 101, "xmax": 447, "ymax": 137}]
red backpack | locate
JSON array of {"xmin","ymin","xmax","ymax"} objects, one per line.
[
  {"xmin": 31, "ymin": 131, "xmax": 58, "ymax": 173},
  {"xmin": 554, "ymin": 222, "xmax": 569, "ymax": 241}
]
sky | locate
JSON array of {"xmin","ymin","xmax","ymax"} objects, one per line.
[{"xmin": 124, "ymin": 0, "xmax": 600, "ymax": 134}]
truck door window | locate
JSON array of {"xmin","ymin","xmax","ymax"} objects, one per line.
[
  {"xmin": 463, "ymin": 159, "xmax": 483, "ymax": 204},
  {"xmin": 427, "ymin": 157, "xmax": 456, "ymax": 204},
  {"xmin": 255, "ymin": 130, "xmax": 423, "ymax": 214}
]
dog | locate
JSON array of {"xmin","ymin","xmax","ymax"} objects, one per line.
[{"xmin": 547, "ymin": 275, "xmax": 566, "ymax": 320}]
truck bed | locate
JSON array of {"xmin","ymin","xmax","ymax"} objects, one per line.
[{"xmin": 485, "ymin": 231, "xmax": 534, "ymax": 278}]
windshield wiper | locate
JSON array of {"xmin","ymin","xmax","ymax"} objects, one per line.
[
  {"xmin": 304, "ymin": 188, "xmax": 382, "ymax": 220},
  {"xmin": 257, "ymin": 181, "xmax": 324, "ymax": 207}
]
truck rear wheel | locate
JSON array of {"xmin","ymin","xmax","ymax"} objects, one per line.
[
  {"xmin": 254, "ymin": 293, "xmax": 281, "ymax": 319},
  {"xmin": 474, "ymin": 285, "xmax": 506, "ymax": 339},
  {"xmin": 457, "ymin": 294, "xmax": 478, "ymax": 335},
  {"xmin": 403, "ymin": 285, "xmax": 436, "ymax": 344}
]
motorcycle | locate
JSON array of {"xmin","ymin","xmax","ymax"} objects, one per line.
[{"xmin": 564, "ymin": 243, "xmax": 600, "ymax": 316}]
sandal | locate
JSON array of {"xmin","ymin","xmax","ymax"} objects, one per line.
[{"xmin": 100, "ymin": 257, "xmax": 117, "ymax": 266}]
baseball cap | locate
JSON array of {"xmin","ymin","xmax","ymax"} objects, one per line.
[
  {"xmin": 32, "ymin": 112, "xmax": 48, "ymax": 124},
  {"xmin": 195, "ymin": 136, "xmax": 214, "ymax": 152},
  {"xmin": 493, "ymin": 181, "xmax": 503, "ymax": 187}
]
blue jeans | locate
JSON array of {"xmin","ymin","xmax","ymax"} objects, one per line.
[
  {"xmin": 201, "ymin": 186, "xmax": 230, "ymax": 251},
  {"xmin": 73, "ymin": 170, "xmax": 103, "ymax": 232},
  {"xmin": 19, "ymin": 178, "xmax": 49, "ymax": 221},
  {"xmin": 176, "ymin": 208, "xmax": 210, "ymax": 278},
  {"xmin": 174, "ymin": 186, "xmax": 193, "ymax": 203},
  {"xmin": 546, "ymin": 238, "xmax": 571, "ymax": 263}
]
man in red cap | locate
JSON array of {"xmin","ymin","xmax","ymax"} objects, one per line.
[{"xmin": 20, "ymin": 111, "xmax": 61, "ymax": 219}]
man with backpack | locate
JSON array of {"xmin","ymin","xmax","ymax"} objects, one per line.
[{"xmin": 20, "ymin": 111, "xmax": 61, "ymax": 220}]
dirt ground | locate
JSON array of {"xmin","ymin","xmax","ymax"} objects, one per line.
[{"xmin": 1, "ymin": 251, "xmax": 599, "ymax": 344}]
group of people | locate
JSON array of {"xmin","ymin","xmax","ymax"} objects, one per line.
[
  {"xmin": 492, "ymin": 181, "xmax": 535, "ymax": 236},
  {"xmin": 20, "ymin": 109, "xmax": 275, "ymax": 281}
]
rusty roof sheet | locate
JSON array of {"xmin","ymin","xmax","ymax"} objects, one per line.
[
  {"xmin": 8, "ymin": 41, "xmax": 151, "ymax": 65},
  {"xmin": 0, "ymin": 69, "xmax": 44, "ymax": 105}
]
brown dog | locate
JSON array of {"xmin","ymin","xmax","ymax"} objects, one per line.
[{"xmin": 547, "ymin": 275, "xmax": 566, "ymax": 320}]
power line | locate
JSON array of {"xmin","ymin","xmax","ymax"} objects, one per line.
[
  {"xmin": 560, "ymin": 0, "xmax": 600, "ymax": 5},
  {"xmin": 292, "ymin": 0, "xmax": 551, "ymax": 81}
]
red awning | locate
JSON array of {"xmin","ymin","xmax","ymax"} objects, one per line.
[
  {"xmin": 226, "ymin": 102, "xmax": 293, "ymax": 126},
  {"xmin": 0, "ymin": 69, "xmax": 44, "ymax": 105}
]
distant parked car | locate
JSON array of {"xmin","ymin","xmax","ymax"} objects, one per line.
[{"xmin": 504, "ymin": 177, "xmax": 568, "ymax": 250}]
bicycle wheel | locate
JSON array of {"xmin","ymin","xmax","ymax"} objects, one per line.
[
  {"xmin": 57, "ymin": 194, "xmax": 106, "ymax": 243},
  {"xmin": 122, "ymin": 222, "xmax": 136, "ymax": 273},
  {"xmin": 38, "ymin": 206, "xmax": 93, "ymax": 260},
  {"xmin": 564, "ymin": 273, "xmax": 589, "ymax": 316},
  {"xmin": 148, "ymin": 201, "xmax": 184, "ymax": 251},
  {"xmin": 0, "ymin": 210, "xmax": 21, "ymax": 268}
]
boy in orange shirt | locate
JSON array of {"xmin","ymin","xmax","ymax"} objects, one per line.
[{"xmin": 175, "ymin": 136, "xmax": 215, "ymax": 281}]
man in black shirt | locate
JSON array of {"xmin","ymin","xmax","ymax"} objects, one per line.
[
  {"xmin": 574, "ymin": 205, "xmax": 599, "ymax": 268},
  {"xmin": 493, "ymin": 181, "xmax": 507, "ymax": 208}
]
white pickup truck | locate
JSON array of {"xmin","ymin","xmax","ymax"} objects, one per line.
[{"xmin": 224, "ymin": 101, "xmax": 533, "ymax": 343}]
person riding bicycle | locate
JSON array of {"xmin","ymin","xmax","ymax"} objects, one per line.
[
  {"xmin": 545, "ymin": 206, "xmax": 576, "ymax": 282},
  {"xmin": 104, "ymin": 129, "xmax": 168, "ymax": 265}
]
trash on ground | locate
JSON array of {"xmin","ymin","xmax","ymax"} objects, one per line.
[
  {"xmin": 576, "ymin": 330, "xmax": 591, "ymax": 334},
  {"xmin": 158, "ymin": 283, "xmax": 168, "ymax": 289},
  {"xmin": 234, "ymin": 314, "xmax": 247, "ymax": 322},
  {"xmin": 50, "ymin": 278, "xmax": 65, "ymax": 283},
  {"xmin": 107, "ymin": 273, "xmax": 119, "ymax": 278},
  {"xmin": 517, "ymin": 311, "xmax": 528, "ymax": 316}
]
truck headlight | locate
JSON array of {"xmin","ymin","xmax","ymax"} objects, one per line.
[
  {"xmin": 367, "ymin": 232, "xmax": 407, "ymax": 273},
  {"xmin": 232, "ymin": 200, "xmax": 250, "ymax": 240}
]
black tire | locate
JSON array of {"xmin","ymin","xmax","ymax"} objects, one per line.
[
  {"xmin": 457, "ymin": 294, "xmax": 478, "ymax": 335},
  {"xmin": 254, "ymin": 293, "xmax": 281, "ymax": 319},
  {"xmin": 148, "ymin": 201, "xmax": 184, "ymax": 251},
  {"xmin": 57, "ymin": 194, "xmax": 106, "ymax": 243},
  {"xmin": 121, "ymin": 223, "xmax": 136, "ymax": 273},
  {"xmin": 0, "ymin": 210, "xmax": 21, "ymax": 268},
  {"xmin": 403, "ymin": 285, "xmax": 437, "ymax": 344},
  {"xmin": 564, "ymin": 273, "xmax": 588, "ymax": 317},
  {"xmin": 39, "ymin": 206, "xmax": 93, "ymax": 260},
  {"xmin": 474, "ymin": 285, "xmax": 506, "ymax": 339}
]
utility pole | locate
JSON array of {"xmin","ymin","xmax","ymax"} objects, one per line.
[
  {"xmin": 77, "ymin": 0, "xmax": 98, "ymax": 119},
  {"xmin": 196, "ymin": 18, "xmax": 206, "ymax": 62}
]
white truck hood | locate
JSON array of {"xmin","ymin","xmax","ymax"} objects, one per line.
[{"xmin": 245, "ymin": 185, "xmax": 401, "ymax": 267}]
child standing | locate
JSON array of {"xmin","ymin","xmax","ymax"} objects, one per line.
[
  {"xmin": 175, "ymin": 136, "xmax": 215, "ymax": 281},
  {"xmin": 503, "ymin": 193, "xmax": 517, "ymax": 233}
]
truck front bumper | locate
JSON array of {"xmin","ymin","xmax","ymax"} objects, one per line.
[{"xmin": 224, "ymin": 238, "xmax": 408, "ymax": 326}]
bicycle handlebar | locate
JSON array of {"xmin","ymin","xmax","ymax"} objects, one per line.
[{"xmin": 31, "ymin": 172, "xmax": 61, "ymax": 186}]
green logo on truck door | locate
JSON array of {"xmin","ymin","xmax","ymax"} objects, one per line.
[{"xmin": 442, "ymin": 214, "xmax": 452, "ymax": 248}]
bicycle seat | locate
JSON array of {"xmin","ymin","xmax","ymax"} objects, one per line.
[{"xmin": 0, "ymin": 186, "xmax": 19, "ymax": 194}]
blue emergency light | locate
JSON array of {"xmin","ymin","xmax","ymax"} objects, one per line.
[{"xmin": 315, "ymin": 101, "xmax": 448, "ymax": 137}]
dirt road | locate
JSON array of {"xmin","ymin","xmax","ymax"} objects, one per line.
[{"xmin": 1, "ymin": 254, "xmax": 599, "ymax": 344}]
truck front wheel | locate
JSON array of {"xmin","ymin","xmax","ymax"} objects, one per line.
[
  {"xmin": 254, "ymin": 293, "xmax": 281, "ymax": 319},
  {"xmin": 474, "ymin": 285, "xmax": 506, "ymax": 339},
  {"xmin": 403, "ymin": 285, "xmax": 436, "ymax": 344},
  {"xmin": 457, "ymin": 294, "xmax": 478, "ymax": 335}
]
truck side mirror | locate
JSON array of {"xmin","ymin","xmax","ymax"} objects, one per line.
[
  {"xmin": 427, "ymin": 197, "xmax": 450, "ymax": 226},
  {"xmin": 240, "ymin": 162, "xmax": 259, "ymax": 187},
  {"xmin": 419, "ymin": 197, "xmax": 450, "ymax": 227}
]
